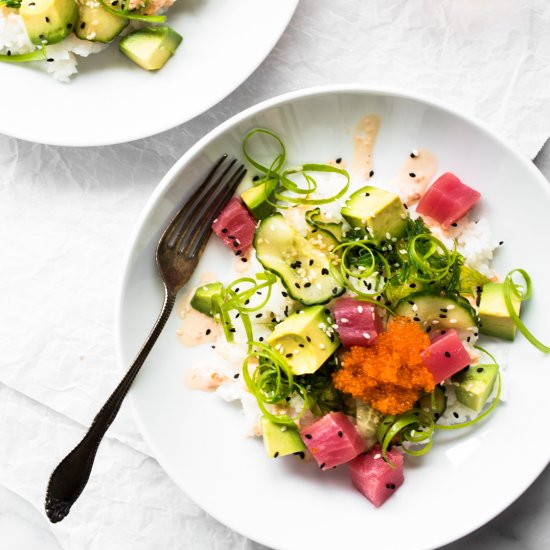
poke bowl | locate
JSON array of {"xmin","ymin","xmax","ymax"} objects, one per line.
[{"xmin": 115, "ymin": 85, "xmax": 550, "ymax": 550}]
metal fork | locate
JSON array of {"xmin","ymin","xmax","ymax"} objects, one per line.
[{"xmin": 45, "ymin": 155, "xmax": 246, "ymax": 523}]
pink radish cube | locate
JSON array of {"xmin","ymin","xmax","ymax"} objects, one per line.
[
  {"xmin": 212, "ymin": 198, "xmax": 256, "ymax": 255},
  {"xmin": 348, "ymin": 444, "xmax": 404, "ymax": 507},
  {"xmin": 332, "ymin": 298, "xmax": 383, "ymax": 347},
  {"xmin": 416, "ymin": 172, "xmax": 481, "ymax": 228},
  {"xmin": 300, "ymin": 412, "xmax": 365, "ymax": 470},
  {"xmin": 421, "ymin": 329, "xmax": 471, "ymax": 384}
]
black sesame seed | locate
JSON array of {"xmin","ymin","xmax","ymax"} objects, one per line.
[
  {"xmin": 305, "ymin": 434, "xmax": 312, "ymax": 439},
  {"xmin": 298, "ymin": 343, "xmax": 305, "ymax": 348},
  {"xmin": 282, "ymin": 291, "xmax": 288, "ymax": 297},
  {"xmin": 477, "ymin": 367, "xmax": 484, "ymax": 373},
  {"xmin": 403, "ymin": 203, "xmax": 409, "ymax": 210},
  {"xmin": 295, "ymin": 282, "xmax": 301, "ymax": 289},
  {"xmin": 408, "ymin": 300, "xmax": 415, "ymax": 305},
  {"xmin": 434, "ymin": 412, "xmax": 440, "ymax": 419},
  {"xmin": 364, "ymin": 192, "xmax": 370, "ymax": 197},
  {"xmin": 321, "ymin": 268, "xmax": 329, "ymax": 275},
  {"xmin": 426, "ymin": 326, "xmax": 432, "ymax": 333},
  {"xmin": 499, "ymin": 241, "xmax": 504, "ymax": 246},
  {"xmin": 229, "ymin": 328, "xmax": 236, "ymax": 333},
  {"xmin": 46, "ymin": 58, "xmax": 54, "ymax": 62},
  {"xmin": 474, "ymin": 332, "xmax": 479, "ymax": 337},
  {"xmin": 112, "ymin": 0, "xmax": 119, "ymax": 4},
  {"xmin": 441, "ymin": 330, "xmax": 446, "ymax": 335},
  {"xmin": 390, "ymin": 483, "xmax": 396, "ymax": 490},
  {"xmin": 227, "ymin": 234, "xmax": 235, "ymax": 239},
  {"xmin": 205, "ymin": 328, "xmax": 211, "ymax": 335},
  {"xmin": 259, "ymin": 336, "xmax": 264, "ymax": 342},
  {"xmin": 306, "ymin": 336, "xmax": 312, "ymax": 343},
  {"xmin": 221, "ymin": 228, "xmax": 228, "ymax": 233},
  {"xmin": 409, "ymin": 172, "xmax": 416, "ymax": 178},
  {"xmin": 66, "ymin": 22, "xmax": 73, "ymax": 29},
  {"xmin": 255, "ymin": 313, "xmax": 262, "ymax": 318},
  {"xmin": 332, "ymin": 287, "xmax": 338, "ymax": 294},
  {"xmin": 444, "ymin": 351, "xmax": 451, "ymax": 358},
  {"xmin": 439, "ymin": 314, "xmax": 447, "ymax": 319},
  {"xmin": 80, "ymin": 22, "xmax": 86, "ymax": 30},
  {"xmin": 211, "ymin": 345, "xmax": 216, "ymax": 349},
  {"xmin": 413, "ymin": 316, "xmax": 420, "ymax": 322},
  {"xmin": 304, "ymin": 282, "xmax": 311, "ymax": 288},
  {"xmin": 7, "ymin": 50, "xmax": 11, "ymax": 56},
  {"xmin": 409, "ymin": 283, "xmax": 417, "ymax": 288},
  {"xmin": 309, "ymin": 259, "xmax": 314, "ymax": 266},
  {"xmin": 440, "ymin": 308, "xmax": 448, "ymax": 313},
  {"xmin": 369, "ymin": 170, "xmax": 374, "ymax": 177},
  {"xmin": 235, "ymin": 250, "xmax": 242, "ymax": 256},
  {"xmin": 252, "ymin": 175, "xmax": 260, "ymax": 182},
  {"xmin": 298, "ymin": 451, "xmax": 305, "ymax": 459},
  {"xmin": 337, "ymin": 431, "xmax": 343, "ymax": 438},
  {"xmin": 453, "ymin": 412, "xmax": 459, "ymax": 419},
  {"xmin": 233, "ymin": 373, "xmax": 240, "ymax": 379},
  {"xmin": 274, "ymin": 452, "xmax": 279, "ymax": 458},
  {"xmin": 232, "ymin": 241, "xmax": 239, "ymax": 248},
  {"xmin": 319, "ymin": 463, "xmax": 326, "ymax": 469},
  {"xmin": 45, "ymin": 16, "xmax": 50, "ymax": 23},
  {"xmin": 336, "ymin": 157, "xmax": 342, "ymax": 164},
  {"xmin": 241, "ymin": 257, "xmax": 248, "ymax": 263},
  {"xmin": 285, "ymin": 396, "xmax": 291, "ymax": 402},
  {"xmin": 271, "ymin": 317, "xmax": 277, "ymax": 323},
  {"xmin": 285, "ymin": 353, "xmax": 293, "ymax": 358},
  {"xmin": 410, "ymin": 152, "xmax": 417, "ymax": 158}
]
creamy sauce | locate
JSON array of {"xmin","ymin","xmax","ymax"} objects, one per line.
[
  {"xmin": 185, "ymin": 361, "xmax": 227, "ymax": 392},
  {"xmin": 177, "ymin": 273, "xmax": 221, "ymax": 347},
  {"xmin": 393, "ymin": 149, "xmax": 437, "ymax": 205},
  {"xmin": 352, "ymin": 115, "xmax": 380, "ymax": 180}
]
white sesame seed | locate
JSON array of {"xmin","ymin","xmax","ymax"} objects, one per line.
[
  {"xmin": 449, "ymin": 319, "xmax": 457, "ymax": 324},
  {"xmin": 386, "ymin": 232, "xmax": 391, "ymax": 240},
  {"xmin": 358, "ymin": 306, "xmax": 363, "ymax": 313},
  {"xmin": 320, "ymin": 344, "xmax": 326, "ymax": 350},
  {"xmin": 412, "ymin": 149, "xmax": 419, "ymax": 157},
  {"xmin": 447, "ymin": 305, "xmax": 455, "ymax": 310},
  {"xmin": 332, "ymin": 324, "xmax": 339, "ymax": 329},
  {"xmin": 412, "ymin": 304, "xmax": 418, "ymax": 312},
  {"xmin": 374, "ymin": 454, "xmax": 381, "ymax": 459},
  {"xmin": 432, "ymin": 320, "xmax": 440, "ymax": 325},
  {"xmin": 363, "ymin": 332, "xmax": 371, "ymax": 339},
  {"xmin": 340, "ymin": 318, "xmax": 349, "ymax": 323}
]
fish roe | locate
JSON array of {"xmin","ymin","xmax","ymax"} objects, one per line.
[{"xmin": 333, "ymin": 316, "xmax": 435, "ymax": 415}]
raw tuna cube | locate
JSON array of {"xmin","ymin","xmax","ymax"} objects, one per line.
[
  {"xmin": 348, "ymin": 444, "xmax": 404, "ymax": 507},
  {"xmin": 416, "ymin": 172, "xmax": 481, "ymax": 228},
  {"xmin": 421, "ymin": 329, "xmax": 471, "ymax": 384},
  {"xmin": 300, "ymin": 412, "xmax": 365, "ymax": 470},
  {"xmin": 332, "ymin": 298, "xmax": 383, "ymax": 347},
  {"xmin": 212, "ymin": 198, "xmax": 256, "ymax": 255}
]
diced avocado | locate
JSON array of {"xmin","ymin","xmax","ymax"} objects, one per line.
[
  {"xmin": 261, "ymin": 417, "xmax": 305, "ymax": 458},
  {"xmin": 417, "ymin": 385, "xmax": 447, "ymax": 421},
  {"xmin": 119, "ymin": 26, "xmax": 182, "ymax": 71},
  {"xmin": 341, "ymin": 186, "xmax": 407, "ymax": 245},
  {"xmin": 267, "ymin": 305, "xmax": 340, "ymax": 375},
  {"xmin": 240, "ymin": 178, "xmax": 277, "ymax": 220},
  {"xmin": 20, "ymin": 0, "xmax": 79, "ymax": 46},
  {"xmin": 75, "ymin": 1, "xmax": 128, "ymax": 43},
  {"xmin": 454, "ymin": 363, "xmax": 499, "ymax": 412},
  {"xmin": 478, "ymin": 282, "xmax": 520, "ymax": 340},
  {"xmin": 190, "ymin": 282, "xmax": 223, "ymax": 317}
]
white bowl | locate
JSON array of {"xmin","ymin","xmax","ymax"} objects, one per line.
[
  {"xmin": 115, "ymin": 85, "xmax": 550, "ymax": 550},
  {"xmin": 0, "ymin": 0, "xmax": 297, "ymax": 146}
]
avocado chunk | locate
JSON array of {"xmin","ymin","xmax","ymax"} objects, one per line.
[
  {"xmin": 478, "ymin": 282, "xmax": 520, "ymax": 340},
  {"xmin": 341, "ymin": 186, "xmax": 407, "ymax": 244},
  {"xmin": 454, "ymin": 363, "xmax": 499, "ymax": 412},
  {"xmin": 267, "ymin": 305, "xmax": 340, "ymax": 375},
  {"xmin": 190, "ymin": 282, "xmax": 223, "ymax": 317},
  {"xmin": 119, "ymin": 26, "xmax": 182, "ymax": 71},
  {"xmin": 75, "ymin": 1, "xmax": 128, "ymax": 43},
  {"xmin": 261, "ymin": 417, "xmax": 305, "ymax": 458},
  {"xmin": 240, "ymin": 178, "xmax": 277, "ymax": 220},
  {"xmin": 20, "ymin": 0, "xmax": 78, "ymax": 46}
]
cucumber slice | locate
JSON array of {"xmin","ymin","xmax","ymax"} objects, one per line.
[
  {"xmin": 394, "ymin": 291, "xmax": 478, "ymax": 336},
  {"xmin": 254, "ymin": 214, "xmax": 345, "ymax": 305},
  {"xmin": 417, "ymin": 386, "xmax": 447, "ymax": 421}
]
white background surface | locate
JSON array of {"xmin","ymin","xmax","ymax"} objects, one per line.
[{"xmin": 1, "ymin": 0, "xmax": 550, "ymax": 548}]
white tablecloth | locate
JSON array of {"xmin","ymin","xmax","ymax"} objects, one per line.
[{"xmin": 2, "ymin": 1, "xmax": 550, "ymax": 548}]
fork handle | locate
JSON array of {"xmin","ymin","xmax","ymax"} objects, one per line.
[{"xmin": 45, "ymin": 286, "xmax": 177, "ymax": 523}]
